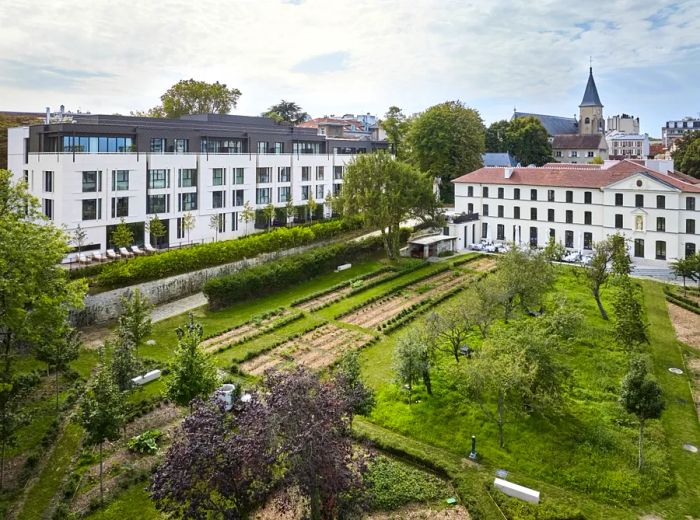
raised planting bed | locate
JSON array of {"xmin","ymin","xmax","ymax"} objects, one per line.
[{"xmin": 239, "ymin": 323, "xmax": 376, "ymax": 376}]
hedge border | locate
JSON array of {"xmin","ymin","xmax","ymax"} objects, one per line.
[{"xmin": 664, "ymin": 292, "xmax": 700, "ymax": 315}]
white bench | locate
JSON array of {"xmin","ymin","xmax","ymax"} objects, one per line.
[
  {"xmin": 494, "ymin": 478, "xmax": 540, "ymax": 504},
  {"xmin": 335, "ymin": 263, "xmax": 352, "ymax": 272},
  {"xmin": 131, "ymin": 369, "xmax": 162, "ymax": 386}
]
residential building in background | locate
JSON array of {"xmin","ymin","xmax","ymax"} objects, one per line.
[
  {"xmin": 606, "ymin": 132, "xmax": 650, "ymax": 159},
  {"xmin": 297, "ymin": 113, "xmax": 383, "ymax": 140},
  {"xmin": 663, "ymin": 116, "xmax": 700, "ymax": 149},
  {"xmin": 445, "ymin": 159, "xmax": 699, "ymax": 266},
  {"xmin": 7, "ymin": 112, "xmax": 387, "ymax": 258},
  {"xmin": 607, "ymin": 114, "xmax": 640, "ymax": 134}
]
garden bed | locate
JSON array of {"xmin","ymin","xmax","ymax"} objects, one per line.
[{"xmin": 666, "ymin": 301, "xmax": 700, "ymax": 350}]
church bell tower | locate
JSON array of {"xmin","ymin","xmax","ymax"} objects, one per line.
[{"xmin": 579, "ymin": 67, "xmax": 604, "ymax": 135}]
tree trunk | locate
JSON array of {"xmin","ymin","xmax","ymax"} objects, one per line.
[
  {"xmin": 380, "ymin": 229, "xmax": 393, "ymax": 260},
  {"xmin": 452, "ymin": 346, "xmax": 460, "ymax": 363},
  {"xmin": 497, "ymin": 390, "xmax": 504, "ymax": 448},
  {"xmin": 422, "ymin": 369, "xmax": 432, "ymax": 395},
  {"xmin": 638, "ymin": 419, "xmax": 645, "ymax": 470},
  {"xmin": 99, "ymin": 442, "xmax": 104, "ymax": 503},
  {"xmin": 594, "ymin": 289, "xmax": 608, "ymax": 320}
]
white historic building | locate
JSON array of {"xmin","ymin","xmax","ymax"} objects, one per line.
[{"xmin": 446, "ymin": 160, "xmax": 700, "ymax": 265}]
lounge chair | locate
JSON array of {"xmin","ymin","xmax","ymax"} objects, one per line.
[
  {"xmin": 78, "ymin": 254, "xmax": 91, "ymax": 264},
  {"xmin": 131, "ymin": 245, "xmax": 146, "ymax": 256},
  {"xmin": 93, "ymin": 252, "xmax": 107, "ymax": 262},
  {"xmin": 119, "ymin": 247, "xmax": 134, "ymax": 258},
  {"xmin": 144, "ymin": 243, "xmax": 157, "ymax": 254},
  {"xmin": 106, "ymin": 249, "xmax": 120, "ymax": 260}
]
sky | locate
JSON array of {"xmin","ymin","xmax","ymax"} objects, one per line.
[{"xmin": 1, "ymin": 0, "xmax": 699, "ymax": 137}]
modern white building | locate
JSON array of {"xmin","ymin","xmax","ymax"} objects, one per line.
[
  {"xmin": 663, "ymin": 116, "xmax": 700, "ymax": 149},
  {"xmin": 606, "ymin": 132, "xmax": 650, "ymax": 159},
  {"xmin": 607, "ymin": 114, "xmax": 640, "ymax": 134},
  {"xmin": 445, "ymin": 160, "xmax": 700, "ymax": 265},
  {"xmin": 7, "ymin": 113, "xmax": 387, "ymax": 258}
]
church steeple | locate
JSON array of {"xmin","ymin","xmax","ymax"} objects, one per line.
[{"xmin": 579, "ymin": 67, "xmax": 603, "ymax": 107}]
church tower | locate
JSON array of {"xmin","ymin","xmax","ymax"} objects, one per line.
[{"xmin": 578, "ymin": 67, "xmax": 604, "ymax": 135}]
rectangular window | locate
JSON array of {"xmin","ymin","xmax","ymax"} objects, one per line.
[
  {"xmin": 548, "ymin": 190, "xmax": 555, "ymax": 202},
  {"xmin": 566, "ymin": 190, "xmax": 573, "ymax": 203},
  {"xmin": 687, "ymin": 197, "xmax": 696, "ymax": 211},
  {"xmin": 316, "ymin": 185, "xmax": 324, "ymax": 199},
  {"xmin": 514, "ymin": 188, "xmax": 520, "ymax": 200},
  {"xmin": 112, "ymin": 170, "xmax": 129, "ymax": 191},
  {"xmin": 655, "ymin": 240, "xmax": 666, "ymax": 260},
  {"xmin": 498, "ymin": 187, "xmax": 504, "ymax": 199},
  {"xmin": 147, "ymin": 194, "xmax": 169, "ymax": 214},
  {"xmin": 583, "ymin": 232, "xmax": 592, "ymax": 250},
  {"xmin": 212, "ymin": 191, "xmax": 225, "ymax": 209},
  {"xmin": 178, "ymin": 169, "xmax": 197, "ymax": 188},
  {"xmin": 176, "ymin": 217, "xmax": 184, "ymax": 239},
  {"xmin": 232, "ymin": 168, "xmax": 244, "ymax": 184},
  {"xmin": 467, "ymin": 203, "xmax": 474, "ymax": 213},
  {"xmin": 274, "ymin": 142, "xmax": 283, "ymax": 154},
  {"xmin": 555, "ymin": 150, "xmax": 562, "ymax": 157},
  {"xmin": 571, "ymin": 151, "xmax": 578, "ymax": 158},
  {"xmin": 150, "ymin": 138, "xmax": 165, "ymax": 153},
  {"xmin": 615, "ymin": 214, "xmax": 623, "ymax": 229},
  {"xmin": 43, "ymin": 199, "xmax": 53, "ymax": 220},
  {"xmin": 498, "ymin": 205, "xmax": 504, "ymax": 217},
  {"xmin": 656, "ymin": 217, "xmax": 666, "ymax": 232},
  {"xmin": 256, "ymin": 167, "xmax": 271, "ymax": 184},
  {"xmin": 148, "ymin": 169, "xmax": 168, "ymax": 189},
  {"xmin": 530, "ymin": 189, "xmax": 537, "ymax": 201},
  {"xmin": 530, "ymin": 207, "xmax": 537, "ymax": 220},
  {"xmin": 178, "ymin": 192, "xmax": 197, "ymax": 211},
  {"xmin": 483, "ymin": 187, "xmax": 489, "ymax": 198},
  {"xmin": 334, "ymin": 166, "xmax": 344, "ymax": 180},
  {"xmin": 565, "ymin": 230, "xmax": 574, "ymax": 248},
  {"xmin": 634, "ymin": 238, "xmax": 644, "ymax": 258},
  {"xmin": 278, "ymin": 167, "xmax": 291, "ymax": 183},
  {"xmin": 635, "ymin": 194, "xmax": 643, "ymax": 208},
  {"xmin": 82, "ymin": 171, "xmax": 100, "ymax": 192},
  {"xmin": 82, "ymin": 199, "xmax": 99, "ymax": 220},
  {"xmin": 514, "ymin": 206, "xmax": 520, "ymax": 219},
  {"xmin": 315, "ymin": 166, "xmax": 325, "ymax": 181},
  {"xmin": 301, "ymin": 185, "xmax": 310, "ymax": 201},
  {"xmin": 257, "ymin": 141, "xmax": 269, "ymax": 154},
  {"xmin": 587, "ymin": 151, "xmax": 595, "ymax": 158},
  {"xmin": 687, "ymin": 219, "xmax": 696, "ymax": 234},
  {"xmin": 212, "ymin": 168, "xmax": 225, "ymax": 186},
  {"xmin": 333, "ymin": 183, "xmax": 342, "ymax": 196},
  {"xmin": 615, "ymin": 193, "xmax": 623, "ymax": 206},
  {"xmin": 256, "ymin": 188, "xmax": 271, "ymax": 204},
  {"xmin": 482, "ymin": 204, "xmax": 489, "ymax": 216},
  {"xmin": 584, "ymin": 211, "xmax": 592, "ymax": 225},
  {"xmin": 233, "ymin": 189, "xmax": 244, "ymax": 207},
  {"xmin": 481, "ymin": 222, "xmax": 488, "ymax": 239},
  {"xmin": 548, "ymin": 208, "xmax": 554, "ymax": 222},
  {"xmin": 293, "ymin": 141, "xmax": 321, "ymax": 154},
  {"xmin": 549, "ymin": 228, "xmax": 555, "ymax": 239},
  {"xmin": 44, "ymin": 171, "xmax": 53, "ymax": 192},
  {"xmin": 584, "ymin": 191, "xmax": 592, "ymax": 204},
  {"xmin": 497, "ymin": 224, "xmax": 505, "ymax": 240},
  {"xmin": 231, "ymin": 212, "xmax": 239, "ymax": 231},
  {"xmin": 467, "ymin": 186, "xmax": 474, "ymax": 197},
  {"xmin": 278, "ymin": 186, "xmax": 291, "ymax": 203},
  {"xmin": 686, "ymin": 243, "xmax": 696, "ymax": 258},
  {"xmin": 111, "ymin": 197, "xmax": 129, "ymax": 218},
  {"xmin": 656, "ymin": 195, "xmax": 665, "ymax": 209},
  {"xmin": 566, "ymin": 210, "xmax": 573, "ymax": 224},
  {"xmin": 302, "ymin": 166, "xmax": 311, "ymax": 182},
  {"xmin": 174, "ymin": 139, "xmax": 189, "ymax": 153}
]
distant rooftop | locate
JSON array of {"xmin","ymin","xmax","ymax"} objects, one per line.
[
  {"xmin": 512, "ymin": 112, "xmax": 578, "ymax": 136},
  {"xmin": 482, "ymin": 152, "xmax": 517, "ymax": 167}
]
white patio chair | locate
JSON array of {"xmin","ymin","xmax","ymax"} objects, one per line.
[
  {"xmin": 131, "ymin": 245, "xmax": 146, "ymax": 256},
  {"xmin": 106, "ymin": 249, "xmax": 120, "ymax": 260},
  {"xmin": 144, "ymin": 243, "xmax": 157, "ymax": 254},
  {"xmin": 119, "ymin": 247, "xmax": 134, "ymax": 258},
  {"xmin": 93, "ymin": 252, "xmax": 107, "ymax": 262},
  {"xmin": 78, "ymin": 254, "xmax": 92, "ymax": 264}
]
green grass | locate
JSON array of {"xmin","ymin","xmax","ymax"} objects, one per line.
[
  {"xmin": 17, "ymin": 421, "xmax": 83, "ymax": 520},
  {"xmin": 85, "ymin": 482, "xmax": 162, "ymax": 520}
]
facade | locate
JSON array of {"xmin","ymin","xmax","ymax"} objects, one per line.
[
  {"xmin": 606, "ymin": 132, "xmax": 650, "ymax": 159},
  {"xmin": 445, "ymin": 160, "xmax": 700, "ymax": 266},
  {"xmin": 7, "ymin": 113, "xmax": 387, "ymax": 258},
  {"xmin": 607, "ymin": 114, "xmax": 640, "ymax": 134},
  {"xmin": 552, "ymin": 134, "xmax": 608, "ymax": 162},
  {"xmin": 297, "ymin": 113, "xmax": 380, "ymax": 140},
  {"xmin": 662, "ymin": 117, "xmax": 700, "ymax": 149}
]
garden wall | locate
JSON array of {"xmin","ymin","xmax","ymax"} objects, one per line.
[{"xmin": 70, "ymin": 240, "xmax": 334, "ymax": 326}]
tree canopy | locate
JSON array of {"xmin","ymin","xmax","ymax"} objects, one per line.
[
  {"xmin": 262, "ymin": 100, "xmax": 309, "ymax": 124},
  {"xmin": 140, "ymin": 79, "xmax": 242, "ymax": 119},
  {"xmin": 407, "ymin": 101, "xmax": 485, "ymax": 202},
  {"xmin": 671, "ymin": 131, "xmax": 700, "ymax": 178},
  {"xmin": 485, "ymin": 117, "xmax": 552, "ymax": 166},
  {"xmin": 381, "ymin": 106, "xmax": 411, "ymax": 160}
]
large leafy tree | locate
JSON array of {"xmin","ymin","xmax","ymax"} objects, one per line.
[
  {"xmin": 393, "ymin": 332, "xmax": 431, "ymax": 401},
  {"xmin": 504, "ymin": 116, "xmax": 552, "ymax": 166},
  {"xmin": 424, "ymin": 301, "xmax": 475, "ymax": 363},
  {"xmin": 671, "ymin": 131, "xmax": 700, "ymax": 178},
  {"xmin": 110, "ymin": 338, "xmax": 141, "ymax": 392},
  {"xmin": 381, "ymin": 106, "xmax": 411, "ymax": 159},
  {"xmin": 620, "ymin": 358, "xmax": 665, "ymax": 470},
  {"xmin": 485, "ymin": 119, "xmax": 510, "ymax": 153},
  {"xmin": 408, "ymin": 101, "xmax": 485, "ymax": 202},
  {"xmin": 581, "ymin": 235, "xmax": 628, "ymax": 320},
  {"xmin": 152, "ymin": 79, "xmax": 241, "ymax": 118},
  {"xmin": 341, "ymin": 152, "xmax": 436, "ymax": 260},
  {"xmin": 263, "ymin": 100, "xmax": 309, "ymax": 124}
]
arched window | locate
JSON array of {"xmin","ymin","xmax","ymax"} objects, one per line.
[{"xmin": 584, "ymin": 117, "xmax": 590, "ymax": 124}]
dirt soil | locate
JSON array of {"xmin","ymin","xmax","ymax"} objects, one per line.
[
  {"xmin": 464, "ymin": 257, "xmax": 497, "ymax": 272},
  {"xmin": 366, "ymin": 505, "xmax": 471, "ymax": 520},
  {"xmin": 295, "ymin": 271, "xmax": 396, "ymax": 312},
  {"xmin": 666, "ymin": 302, "xmax": 700, "ymax": 350},
  {"xmin": 200, "ymin": 310, "xmax": 290, "ymax": 353}
]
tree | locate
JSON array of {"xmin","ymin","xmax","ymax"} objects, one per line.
[
  {"xmin": 80, "ymin": 352, "xmax": 124, "ymax": 503},
  {"xmin": 543, "ymin": 236, "xmax": 566, "ymax": 262},
  {"xmin": 485, "ymin": 120, "xmax": 510, "ymax": 153},
  {"xmin": 671, "ymin": 256, "xmax": 697, "ymax": 293},
  {"xmin": 72, "ymin": 224, "xmax": 87, "ymax": 255},
  {"xmin": 408, "ymin": 101, "xmax": 485, "ymax": 202},
  {"xmin": 117, "ymin": 289, "xmax": 152, "ymax": 357},
  {"xmin": 209, "ymin": 213, "xmax": 222, "ymax": 242},
  {"xmin": 424, "ymin": 302, "xmax": 475, "ymax": 363},
  {"xmin": 609, "ymin": 233, "xmax": 632, "ymax": 279},
  {"xmin": 182, "ymin": 212, "xmax": 196, "ymax": 243},
  {"xmin": 671, "ymin": 131, "xmax": 700, "ymax": 178},
  {"xmin": 334, "ymin": 351, "xmax": 375, "ymax": 418},
  {"xmin": 381, "ymin": 106, "xmax": 411, "ymax": 159},
  {"xmin": 146, "ymin": 214, "xmax": 167, "ymax": 249},
  {"xmin": 241, "ymin": 201, "xmax": 255, "ymax": 236},
  {"xmin": 393, "ymin": 332, "xmax": 431, "ymax": 402},
  {"xmin": 620, "ymin": 358, "xmax": 665, "ymax": 470},
  {"xmin": 306, "ymin": 196, "xmax": 318, "ymax": 224},
  {"xmin": 151, "ymin": 79, "xmax": 241, "ymax": 119},
  {"xmin": 166, "ymin": 313, "xmax": 218, "ymax": 409},
  {"xmin": 464, "ymin": 279, "xmax": 500, "ymax": 338},
  {"xmin": 263, "ymin": 100, "xmax": 308, "ymax": 124},
  {"xmin": 581, "ymin": 238, "xmax": 615, "ymax": 319},
  {"xmin": 0, "ymin": 375, "xmax": 35, "ymax": 489},
  {"xmin": 342, "ymin": 152, "xmax": 435, "ymax": 260},
  {"xmin": 612, "ymin": 279, "xmax": 648, "ymax": 352},
  {"xmin": 504, "ymin": 116, "xmax": 552, "ymax": 166},
  {"xmin": 111, "ymin": 218, "xmax": 134, "ymax": 251},
  {"xmin": 262, "ymin": 203, "xmax": 275, "ymax": 231},
  {"xmin": 36, "ymin": 328, "xmax": 81, "ymax": 411},
  {"xmin": 285, "ymin": 199, "xmax": 295, "ymax": 226},
  {"xmin": 110, "ymin": 338, "xmax": 141, "ymax": 392}
]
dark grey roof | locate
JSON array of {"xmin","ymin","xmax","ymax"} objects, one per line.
[
  {"xmin": 482, "ymin": 152, "xmax": 517, "ymax": 167},
  {"xmin": 512, "ymin": 112, "xmax": 578, "ymax": 136},
  {"xmin": 552, "ymin": 134, "xmax": 605, "ymax": 150},
  {"xmin": 579, "ymin": 67, "xmax": 603, "ymax": 107}
]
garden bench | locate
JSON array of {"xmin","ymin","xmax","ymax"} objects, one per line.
[
  {"xmin": 131, "ymin": 369, "xmax": 161, "ymax": 386},
  {"xmin": 335, "ymin": 263, "xmax": 352, "ymax": 272},
  {"xmin": 494, "ymin": 478, "xmax": 539, "ymax": 504}
]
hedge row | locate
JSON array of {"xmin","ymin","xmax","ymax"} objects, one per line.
[
  {"xmin": 664, "ymin": 292, "xmax": 700, "ymax": 316},
  {"xmin": 208, "ymin": 312, "xmax": 305, "ymax": 355},
  {"xmin": 204, "ymin": 234, "xmax": 399, "ymax": 310},
  {"xmin": 87, "ymin": 218, "xmax": 363, "ymax": 289},
  {"xmin": 451, "ymin": 253, "xmax": 483, "ymax": 268},
  {"xmin": 290, "ymin": 266, "xmax": 395, "ymax": 306},
  {"xmin": 202, "ymin": 307, "xmax": 287, "ymax": 341},
  {"xmin": 664, "ymin": 286, "xmax": 700, "ymax": 310}
]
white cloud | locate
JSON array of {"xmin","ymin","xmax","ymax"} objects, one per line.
[{"xmin": 0, "ymin": 0, "xmax": 698, "ymax": 133}]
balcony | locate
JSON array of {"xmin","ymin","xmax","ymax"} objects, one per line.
[{"xmin": 452, "ymin": 212, "xmax": 480, "ymax": 224}]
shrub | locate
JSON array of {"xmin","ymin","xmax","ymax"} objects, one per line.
[{"xmin": 127, "ymin": 429, "xmax": 163, "ymax": 455}]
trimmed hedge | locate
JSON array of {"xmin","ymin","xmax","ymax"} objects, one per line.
[
  {"xmin": 664, "ymin": 290, "xmax": 700, "ymax": 315},
  {"xmin": 87, "ymin": 218, "xmax": 362, "ymax": 289},
  {"xmin": 204, "ymin": 234, "xmax": 399, "ymax": 309}
]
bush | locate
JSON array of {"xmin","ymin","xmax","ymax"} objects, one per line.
[
  {"xmin": 204, "ymin": 236, "xmax": 390, "ymax": 309},
  {"xmin": 127, "ymin": 429, "xmax": 163, "ymax": 454},
  {"xmin": 91, "ymin": 218, "xmax": 362, "ymax": 289}
]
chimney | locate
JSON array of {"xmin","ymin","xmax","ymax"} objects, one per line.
[
  {"xmin": 45, "ymin": 106, "xmax": 50, "ymax": 124},
  {"xmin": 504, "ymin": 167, "xmax": 514, "ymax": 179},
  {"xmin": 60, "ymin": 105, "xmax": 65, "ymax": 118}
]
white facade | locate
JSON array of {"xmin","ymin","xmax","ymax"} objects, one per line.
[
  {"xmin": 8, "ymin": 126, "xmax": 353, "ymax": 256},
  {"xmin": 606, "ymin": 132, "xmax": 650, "ymax": 159},
  {"xmin": 606, "ymin": 114, "xmax": 640, "ymax": 134},
  {"xmin": 448, "ymin": 163, "xmax": 700, "ymax": 266},
  {"xmin": 663, "ymin": 117, "xmax": 700, "ymax": 149}
]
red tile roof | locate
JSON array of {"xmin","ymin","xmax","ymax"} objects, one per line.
[{"xmin": 452, "ymin": 159, "xmax": 700, "ymax": 192}]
